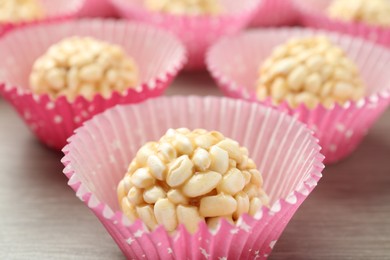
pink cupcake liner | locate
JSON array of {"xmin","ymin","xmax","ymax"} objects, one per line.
[
  {"xmin": 77, "ymin": 0, "xmax": 118, "ymax": 18},
  {"xmin": 251, "ymin": 0, "xmax": 298, "ymax": 27},
  {"xmin": 110, "ymin": 0, "xmax": 261, "ymax": 70},
  {"xmin": 62, "ymin": 96, "xmax": 324, "ymax": 259},
  {"xmin": 0, "ymin": 19, "xmax": 187, "ymax": 150},
  {"xmin": 293, "ymin": 0, "xmax": 390, "ymax": 48},
  {"xmin": 0, "ymin": 0, "xmax": 83, "ymax": 38},
  {"xmin": 206, "ymin": 28, "xmax": 390, "ymax": 164}
]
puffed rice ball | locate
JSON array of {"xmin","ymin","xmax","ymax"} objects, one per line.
[
  {"xmin": 117, "ymin": 128, "xmax": 269, "ymax": 233},
  {"xmin": 0, "ymin": 0, "xmax": 44, "ymax": 23},
  {"xmin": 327, "ymin": 0, "xmax": 390, "ymax": 27},
  {"xmin": 29, "ymin": 37, "xmax": 139, "ymax": 101},
  {"xmin": 256, "ymin": 36, "xmax": 365, "ymax": 109},
  {"xmin": 144, "ymin": 0, "xmax": 222, "ymax": 16}
]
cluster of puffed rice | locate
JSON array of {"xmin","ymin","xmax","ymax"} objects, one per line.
[
  {"xmin": 327, "ymin": 0, "xmax": 390, "ymax": 27},
  {"xmin": 29, "ymin": 37, "xmax": 139, "ymax": 101},
  {"xmin": 144, "ymin": 0, "xmax": 222, "ymax": 16},
  {"xmin": 117, "ymin": 128, "xmax": 269, "ymax": 233},
  {"xmin": 256, "ymin": 36, "xmax": 365, "ymax": 109},
  {"xmin": 0, "ymin": 0, "xmax": 44, "ymax": 23}
]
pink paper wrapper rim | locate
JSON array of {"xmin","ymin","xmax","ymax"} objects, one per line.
[
  {"xmin": 206, "ymin": 27, "xmax": 390, "ymax": 164},
  {"xmin": 0, "ymin": 19, "xmax": 187, "ymax": 150},
  {"xmin": 251, "ymin": 0, "xmax": 298, "ymax": 27},
  {"xmin": 61, "ymin": 95, "xmax": 324, "ymax": 259},
  {"xmin": 293, "ymin": 0, "xmax": 390, "ymax": 48},
  {"xmin": 77, "ymin": 0, "xmax": 118, "ymax": 18},
  {"xmin": 0, "ymin": 0, "xmax": 83, "ymax": 38},
  {"xmin": 109, "ymin": 0, "xmax": 262, "ymax": 70}
]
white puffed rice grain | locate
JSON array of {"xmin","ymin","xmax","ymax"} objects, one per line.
[
  {"xmin": 29, "ymin": 37, "xmax": 139, "ymax": 101},
  {"xmin": 257, "ymin": 36, "xmax": 365, "ymax": 109},
  {"xmin": 144, "ymin": 0, "xmax": 222, "ymax": 16},
  {"xmin": 117, "ymin": 128, "xmax": 269, "ymax": 233}
]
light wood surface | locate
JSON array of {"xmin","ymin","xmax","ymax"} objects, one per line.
[{"xmin": 1, "ymin": 72, "xmax": 389, "ymax": 260}]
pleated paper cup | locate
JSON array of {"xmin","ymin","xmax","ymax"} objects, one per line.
[
  {"xmin": 77, "ymin": 0, "xmax": 117, "ymax": 18},
  {"xmin": 206, "ymin": 28, "xmax": 390, "ymax": 164},
  {"xmin": 0, "ymin": 0, "xmax": 82, "ymax": 38},
  {"xmin": 294, "ymin": 0, "xmax": 390, "ymax": 48},
  {"xmin": 62, "ymin": 96, "xmax": 324, "ymax": 259},
  {"xmin": 110, "ymin": 0, "xmax": 261, "ymax": 70},
  {"xmin": 251, "ymin": 0, "xmax": 298, "ymax": 27},
  {"xmin": 0, "ymin": 19, "xmax": 187, "ymax": 150}
]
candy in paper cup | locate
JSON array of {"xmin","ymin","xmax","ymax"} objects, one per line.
[
  {"xmin": 0, "ymin": 0, "xmax": 82, "ymax": 38},
  {"xmin": 77, "ymin": 0, "xmax": 117, "ymax": 18},
  {"xmin": 110, "ymin": 0, "xmax": 261, "ymax": 70},
  {"xmin": 62, "ymin": 96, "xmax": 324, "ymax": 259},
  {"xmin": 206, "ymin": 28, "xmax": 390, "ymax": 164},
  {"xmin": 293, "ymin": 0, "xmax": 390, "ymax": 48},
  {"xmin": 251, "ymin": 0, "xmax": 298, "ymax": 27},
  {"xmin": 0, "ymin": 19, "xmax": 187, "ymax": 150}
]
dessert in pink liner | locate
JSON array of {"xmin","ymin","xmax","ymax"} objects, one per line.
[
  {"xmin": 0, "ymin": 19, "xmax": 187, "ymax": 150},
  {"xmin": 251, "ymin": 0, "xmax": 298, "ymax": 27},
  {"xmin": 0, "ymin": 0, "xmax": 82, "ymax": 38},
  {"xmin": 109, "ymin": 0, "xmax": 261, "ymax": 70},
  {"xmin": 62, "ymin": 96, "xmax": 324, "ymax": 259},
  {"xmin": 293, "ymin": 0, "xmax": 390, "ymax": 49},
  {"xmin": 77, "ymin": 0, "xmax": 117, "ymax": 18},
  {"xmin": 206, "ymin": 28, "xmax": 390, "ymax": 164}
]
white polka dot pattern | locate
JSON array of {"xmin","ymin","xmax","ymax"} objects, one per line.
[
  {"xmin": 0, "ymin": 20, "xmax": 187, "ymax": 150},
  {"xmin": 62, "ymin": 96, "xmax": 324, "ymax": 259}
]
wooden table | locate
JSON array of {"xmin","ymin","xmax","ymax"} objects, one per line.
[{"xmin": 1, "ymin": 72, "xmax": 389, "ymax": 259}]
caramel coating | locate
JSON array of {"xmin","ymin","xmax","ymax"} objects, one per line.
[
  {"xmin": 0, "ymin": 0, "xmax": 44, "ymax": 23},
  {"xmin": 29, "ymin": 37, "xmax": 139, "ymax": 101},
  {"xmin": 327, "ymin": 0, "xmax": 390, "ymax": 27},
  {"xmin": 256, "ymin": 36, "xmax": 365, "ymax": 109},
  {"xmin": 117, "ymin": 128, "xmax": 269, "ymax": 233},
  {"xmin": 144, "ymin": 0, "xmax": 222, "ymax": 16}
]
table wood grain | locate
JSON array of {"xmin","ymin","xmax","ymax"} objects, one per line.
[{"xmin": 1, "ymin": 72, "xmax": 389, "ymax": 260}]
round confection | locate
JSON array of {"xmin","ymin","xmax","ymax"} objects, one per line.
[
  {"xmin": 144, "ymin": 0, "xmax": 222, "ymax": 16},
  {"xmin": 0, "ymin": 0, "xmax": 44, "ymax": 23},
  {"xmin": 327, "ymin": 0, "xmax": 390, "ymax": 27},
  {"xmin": 117, "ymin": 128, "xmax": 269, "ymax": 233},
  {"xmin": 29, "ymin": 36, "xmax": 139, "ymax": 101},
  {"xmin": 256, "ymin": 36, "xmax": 365, "ymax": 109}
]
